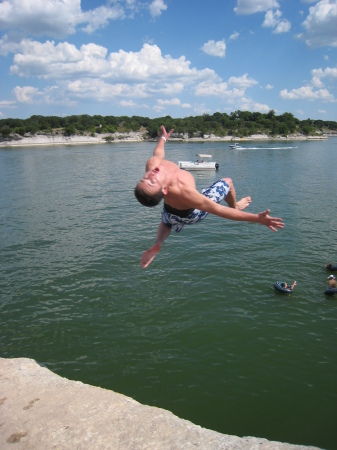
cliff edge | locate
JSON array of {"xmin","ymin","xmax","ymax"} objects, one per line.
[{"xmin": 0, "ymin": 358, "xmax": 320, "ymax": 449}]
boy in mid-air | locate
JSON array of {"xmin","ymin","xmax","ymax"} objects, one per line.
[{"xmin": 135, "ymin": 126, "xmax": 284, "ymax": 268}]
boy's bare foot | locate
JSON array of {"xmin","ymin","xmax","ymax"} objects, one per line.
[{"xmin": 236, "ymin": 196, "xmax": 251, "ymax": 210}]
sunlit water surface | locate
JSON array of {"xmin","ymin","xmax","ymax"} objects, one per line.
[{"xmin": 1, "ymin": 139, "xmax": 336, "ymax": 449}]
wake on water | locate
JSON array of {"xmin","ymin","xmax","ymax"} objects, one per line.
[{"xmin": 235, "ymin": 146, "xmax": 298, "ymax": 150}]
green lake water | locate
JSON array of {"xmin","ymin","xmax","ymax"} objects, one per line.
[{"xmin": 1, "ymin": 139, "xmax": 337, "ymax": 449}]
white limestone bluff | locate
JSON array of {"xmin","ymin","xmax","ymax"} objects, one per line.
[
  {"xmin": 0, "ymin": 358, "xmax": 321, "ymax": 449},
  {"xmin": 0, "ymin": 130, "xmax": 331, "ymax": 147}
]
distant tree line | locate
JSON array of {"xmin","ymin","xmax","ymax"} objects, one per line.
[{"xmin": 1, "ymin": 110, "xmax": 336, "ymax": 139}]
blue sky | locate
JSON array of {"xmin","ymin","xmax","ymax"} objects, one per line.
[{"xmin": 0, "ymin": 0, "xmax": 336, "ymax": 121}]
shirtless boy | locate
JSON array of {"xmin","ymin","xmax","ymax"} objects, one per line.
[{"xmin": 135, "ymin": 126, "xmax": 284, "ymax": 268}]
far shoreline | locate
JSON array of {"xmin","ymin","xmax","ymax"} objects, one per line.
[{"xmin": 0, "ymin": 131, "xmax": 333, "ymax": 148}]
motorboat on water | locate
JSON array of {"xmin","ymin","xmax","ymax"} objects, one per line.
[
  {"xmin": 178, "ymin": 161, "xmax": 219, "ymax": 170},
  {"xmin": 229, "ymin": 143, "xmax": 245, "ymax": 149},
  {"xmin": 178, "ymin": 154, "xmax": 219, "ymax": 171}
]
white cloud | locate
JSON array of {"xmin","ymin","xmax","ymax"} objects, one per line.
[
  {"xmin": 157, "ymin": 98, "xmax": 181, "ymax": 106},
  {"xmin": 311, "ymin": 66, "xmax": 337, "ymax": 81},
  {"xmin": 149, "ymin": 0, "xmax": 167, "ymax": 18},
  {"xmin": 263, "ymin": 9, "xmax": 282, "ymax": 27},
  {"xmin": 195, "ymin": 81, "xmax": 230, "ymax": 97},
  {"xmin": 280, "ymin": 63, "xmax": 337, "ymax": 106},
  {"xmin": 80, "ymin": 5, "xmax": 125, "ymax": 33},
  {"xmin": 229, "ymin": 31, "xmax": 239, "ymax": 40},
  {"xmin": 66, "ymin": 79, "xmax": 149, "ymax": 101},
  {"xmin": 0, "ymin": 99, "xmax": 16, "ymax": 107},
  {"xmin": 195, "ymin": 82, "xmax": 248, "ymax": 110},
  {"xmin": 5, "ymin": 41, "xmax": 227, "ymax": 107},
  {"xmin": 194, "ymin": 72, "xmax": 260, "ymax": 112},
  {"xmin": 0, "ymin": 0, "xmax": 79, "ymax": 38},
  {"xmin": 147, "ymin": 82, "xmax": 185, "ymax": 95},
  {"xmin": 311, "ymin": 76, "xmax": 323, "ymax": 87},
  {"xmin": 311, "ymin": 65, "xmax": 337, "ymax": 89},
  {"xmin": 0, "ymin": 34, "xmax": 22, "ymax": 56},
  {"xmin": 299, "ymin": 0, "xmax": 337, "ymax": 48},
  {"xmin": 274, "ymin": 19, "xmax": 291, "ymax": 33},
  {"xmin": 235, "ymin": 1, "xmax": 291, "ymax": 35},
  {"xmin": 12, "ymin": 83, "xmax": 75, "ymax": 107},
  {"xmin": 201, "ymin": 39, "xmax": 226, "ymax": 57},
  {"xmin": 318, "ymin": 109, "xmax": 326, "ymax": 113},
  {"xmin": 280, "ymin": 85, "xmax": 335, "ymax": 101},
  {"xmin": 9, "ymin": 41, "xmax": 217, "ymax": 85},
  {"xmin": 107, "ymin": 44, "xmax": 217, "ymax": 82},
  {"xmin": 228, "ymin": 73, "xmax": 258, "ymax": 89},
  {"xmin": 234, "ymin": 0, "xmax": 280, "ymax": 15},
  {"xmin": 0, "ymin": 0, "xmax": 126, "ymax": 39},
  {"xmin": 265, "ymin": 84, "xmax": 274, "ymax": 89},
  {"xmin": 263, "ymin": 9, "xmax": 291, "ymax": 33},
  {"xmin": 240, "ymin": 100, "xmax": 270, "ymax": 113},
  {"xmin": 153, "ymin": 105, "xmax": 165, "ymax": 112},
  {"xmin": 10, "ymin": 40, "xmax": 87, "ymax": 78},
  {"xmin": 193, "ymin": 103, "xmax": 211, "ymax": 115},
  {"xmin": 120, "ymin": 100, "xmax": 137, "ymax": 107},
  {"xmin": 154, "ymin": 97, "xmax": 191, "ymax": 111},
  {"xmin": 13, "ymin": 85, "xmax": 40, "ymax": 102}
]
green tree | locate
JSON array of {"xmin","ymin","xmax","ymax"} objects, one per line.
[
  {"xmin": 64, "ymin": 125, "xmax": 76, "ymax": 136},
  {"xmin": 1, "ymin": 125, "xmax": 11, "ymax": 137},
  {"xmin": 277, "ymin": 123, "xmax": 289, "ymax": 136}
]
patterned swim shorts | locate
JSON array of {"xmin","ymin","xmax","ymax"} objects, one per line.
[{"xmin": 161, "ymin": 179, "xmax": 230, "ymax": 232}]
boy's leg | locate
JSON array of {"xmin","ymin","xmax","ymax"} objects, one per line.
[{"xmin": 222, "ymin": 177, "xmax": 251, "ymax": 210}]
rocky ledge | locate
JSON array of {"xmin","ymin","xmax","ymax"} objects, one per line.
[{"xmin": 0, "ymin": 358, "xmax": 321, "ymax": 450}]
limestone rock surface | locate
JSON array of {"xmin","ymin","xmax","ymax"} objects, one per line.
[{"xmin": 0, "ymin": 358, "xmax": 321, "ymax": 450}]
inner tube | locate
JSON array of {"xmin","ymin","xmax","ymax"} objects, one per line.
[
  {"xmin": 324, "ymin": 288, "xmax": 337, "ymax": 295},
  {"xmin": 274, "ymin": 281, "xmax": 293, "ymax": 294},
  {"xmin": 325, "ymin": 264, "xmax": 337, "ymax": 271}
]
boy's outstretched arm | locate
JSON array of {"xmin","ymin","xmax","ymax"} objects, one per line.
[
  {"xmin": 141, "ymin": 221, "xmax": 172, "ymax": 268},
  {"xmin": 152, "ymin": 125, "xmax": 174, "ymax": 159},
  {"xmin": 182, "ymin": 187, "xmax": 284, "ymax": 232}
]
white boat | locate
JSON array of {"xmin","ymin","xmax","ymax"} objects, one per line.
[
  {"xmin": 178, "ymin": 153, "xmax": 219, "ymax": 170},
  {"xmin": 178, "ymin": 160, "xmax": 219, "ymax": 170},
  {"xmin": 178, "ymin": 154, "xmax": 219, "ymax": 171},
  {"xmin": 229, "ymin": 143, "xmax": 245, "ymax": 149}
]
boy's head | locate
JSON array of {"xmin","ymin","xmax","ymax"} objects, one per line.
[
  {"xmin": 134, "ymin": 166, "xmax": 167, "ymax": 207},
  {"xmin": 134, "ymin": 182, "xmax": 163, "ymax": 207}
]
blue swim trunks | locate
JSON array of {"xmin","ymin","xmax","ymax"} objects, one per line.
[{"xmin": 161, "ymin": 179, "xmax": 230, "ymax": 232}]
